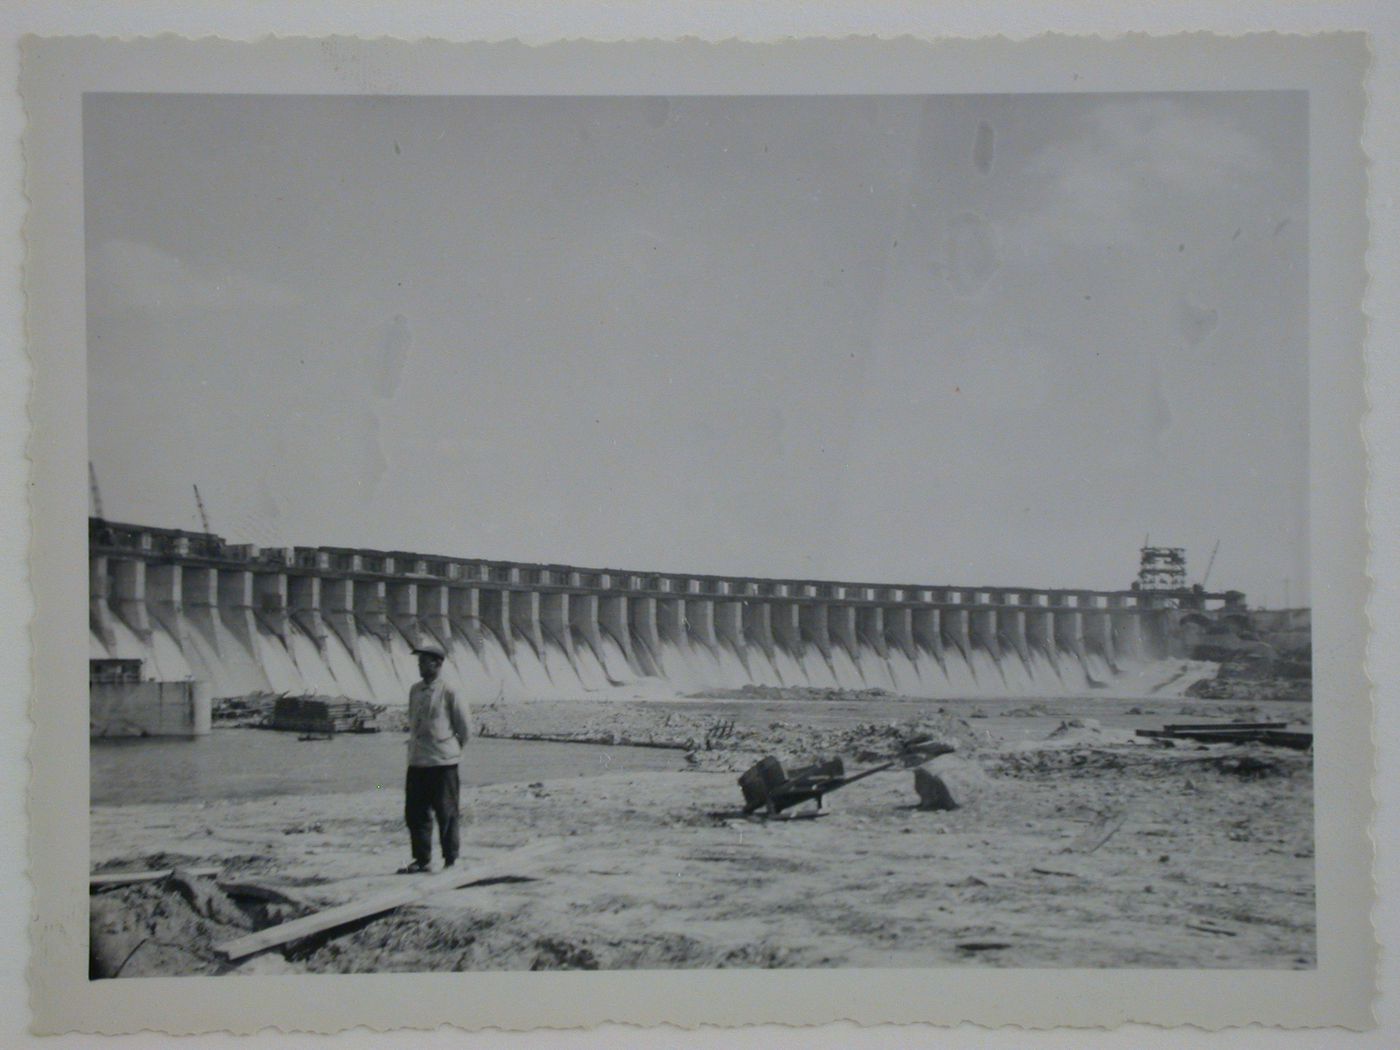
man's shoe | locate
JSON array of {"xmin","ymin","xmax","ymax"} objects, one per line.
[
  {"xmin": 396, "ymin": 861, "xmax": 430, "ymax": 874},
  {"xmin": 443, "ymin": 858, "xmax": 456, "ymax": 869}
]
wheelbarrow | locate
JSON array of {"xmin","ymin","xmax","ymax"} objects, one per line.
[{"xmin": 737, "ymin": 736, "xmax": 954, "ymax": 816}]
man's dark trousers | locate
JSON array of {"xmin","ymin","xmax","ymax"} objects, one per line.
[{"xmin": 405, "ymin": 763, "xmax": 460, "ymax": 867}]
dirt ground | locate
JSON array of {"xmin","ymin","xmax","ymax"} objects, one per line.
[{"xmin": 89, "ymin": 688, "xmax": 1314, "ymax": 975}]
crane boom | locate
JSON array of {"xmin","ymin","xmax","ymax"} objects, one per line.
[
  {"xmin": 1201, "ymin": 540, "xmax": 1220, "ymax": 588},
  {"xmin": 193, "ymin": 484, "xmax": 211, "ymax": 535}
]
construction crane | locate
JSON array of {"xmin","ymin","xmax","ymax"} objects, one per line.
[
  {"xmin": 89, "ymin": 461, "xmax": 105, "ymax": 522},
  {"xmin": 192, "ymin": 484, "xmax": 212, "ymax": 535},
  {"xmin": 1201, "ymin": 540, "xmax": 1221, "ymax": 589}
]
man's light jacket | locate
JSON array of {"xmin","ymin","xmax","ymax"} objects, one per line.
[{"xmin": 407, "ymin": 677, "xmax": 470, "ymax": 766}]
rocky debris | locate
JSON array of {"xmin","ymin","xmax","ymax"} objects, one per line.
[
  {"xmin": 1047, "ymin": 717, "xmax": 1099, "ymax": 737},
  {"xmin": 914, "ymin": 767, "xmax": 957, "ymax": 811},
  {"xmin": 302, "ymin": 910, "xmax": 492, "ymax": 972},
  {"xmin": 90, "ymin": 891, "xmax": 160, "ymax": 979},
  {"xmin": 530, "ymin": 937, "xmax": 600, "ymax": 970},
  {"xmin": 1217, "ymin": 652, "xmax": 1310, "ymax": 682},
  {"xmin": 812, "ymin": 720, "xmax": 972, "ymax": 764},
  {"xmin": 1213, "ymin": 753, "xmax": 1286, "ymax": 779},
  {"xmin": 987, "ymin": 741, "xmax": 1311, "ymax": 782},
  {"xmin": 91, "ymin": 876, "xmax": 248, "ymax": 978},
  {"xmin": 1186, "ymin": 649, "xmax": 1311, "ymax": 702},
  {"xmin": 914, "ymin": 755, "xmax": 990, "ymax": 811},
  {"xmin": 167, "ymin": 869, "xmax": 252, "ymax": 927},
  {"xmin": 957, "ymin": 941, "xmax": 1012, "ymax": 954},
  {"xmin": 89, "ymin": 866, "xmax": 320, "ymax": 978},
  {"xmin": 686, "ymin": 684, "xmax": 891, "ymax": 702},
  {"xmin": 1186, "ymin": 678, "xmax": 1310, "ymax": 701},
  {"xmin": 479, "ymin": 699, "xmax": 980, "ymax": 775},
  {"xmin": 297, "ymin": 906, "xmax": 816, "ymax": 972},
  {"xmin": 1016, "ymin": 719, "xmax": 1139, "ymax": 751},
  {"xmin": 1069, "ymin": 809, "xmax": 1128, "ymax": 854},
  {"xmin": 948, "ymin": 874, "xmax": 988, "ymax": 888},
  {"xmin": 89, "ymin": 685, "xmax": 1317, "ymax": 974},
  {"xmin": 700, "ymin": 718, "xmax": 970, "ymax": 777},
  {"xmin": 93, "ymin": 851, "xmax": 208, "ymax": 875},
  {"xmin": 991, "ymin": 748, "xmax": 1130, "ymax": 777},
  {"xmin": 1006, "ymin": 704, "xmax": 1054, "ymax": 717}
]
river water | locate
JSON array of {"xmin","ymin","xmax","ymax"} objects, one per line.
[{"xmin": 91, "ymin": 730, "xmax": 686, "ymax": 806}]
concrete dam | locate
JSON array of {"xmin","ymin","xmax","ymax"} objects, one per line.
[{"xmin": 89, "ymin": 518, "xmax": 1243, "ymax": 706}]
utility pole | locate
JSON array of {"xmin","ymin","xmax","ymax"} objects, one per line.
[{"xmin": 88, "ymin": 462, "xmax": 105, "ymax": 522}]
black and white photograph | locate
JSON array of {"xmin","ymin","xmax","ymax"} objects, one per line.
[
  {"xmin": 20, "ymin": 30, "xmax": 1374, "ymax": 1036},
  {"xmin": 81, "ymin": 85, "xmax": 1321, "ymax": 973}
]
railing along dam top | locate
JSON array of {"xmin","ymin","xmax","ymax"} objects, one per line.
[{"xmin": 90, "ymin": 517, "xmax": 1242, "ymax": 611}]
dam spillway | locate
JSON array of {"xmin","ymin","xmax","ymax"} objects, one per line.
[{"xmin": 89, "ymin": 518, "xmax": 1244, "ymax": 704}]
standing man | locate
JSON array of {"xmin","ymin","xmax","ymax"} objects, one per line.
[{"xmin": 400, "ymin": 642, "xmax": 470, "ymax": 873}]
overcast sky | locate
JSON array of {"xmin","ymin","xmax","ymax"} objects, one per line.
[{"xmin": 85, "ymin": 92, "xmax": 1308, "ymax": 604}]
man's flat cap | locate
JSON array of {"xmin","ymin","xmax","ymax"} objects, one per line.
[{"xmin": 412, "ymin": 643, "xmax": 447, "ymax": 661}]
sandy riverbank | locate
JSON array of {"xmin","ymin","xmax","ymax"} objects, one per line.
[{"xmin": 90, "ymin": 688, "xmax": 1315, "ymax": 975}]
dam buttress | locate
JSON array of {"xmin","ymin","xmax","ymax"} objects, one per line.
[{"xmin": 89, "ymin": 518, "xmax": 1246, "ymax": 707}]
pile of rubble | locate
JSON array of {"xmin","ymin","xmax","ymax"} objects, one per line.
[
  {"xmin": 1185, "ymin": 677, "xmax": 1311, "ymax": 701},
  {"xmin": 687, "ymin": 712, "xmax": 982, "ymax": 772},
  {"xmin": 474, "ymin": 700, "xmax": 982, "ymax": 772},
  {"xmin": 1186, "ymin": 650, "xmax": 1311, "ymax": 702},
  {"xmin": 685, "ymin": 684, "xmax": 897, "ymax": 703},
  {"xmin": 90, "ymin": 866, "xmax": 312, "ymax": 978}
]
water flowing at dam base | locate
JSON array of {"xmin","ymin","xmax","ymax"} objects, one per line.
[
  {"xmin": 91, "ymin": 578, "xmax": 1213, "ymax": 705},
  {"xmin": 90, "ymin": 519, "xmax": 1243, "ymax": 710}
]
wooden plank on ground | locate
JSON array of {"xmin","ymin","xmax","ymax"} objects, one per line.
[
  {"xmin": 90, "ymin": 866, "xmax": 222, "ymax": 890},
  {"xmin": 1138, "ymin": 728, "xmax": 1272, "ymax": 743},
  {"xmin": 214, "ymin": 839, "xmax": 559, "ymax": 961},
  {"xmin": 1162, "ymin": 722, "xmax": 1288, "ymax": 732}
]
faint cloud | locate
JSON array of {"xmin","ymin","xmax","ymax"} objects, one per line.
[
  {"xmin": 1016, "ymin": 99, "xmax": 1273, "ymax": 251},
  {"xmin": 947, "ymin": 212, "xmax": 1000, "ymax": 294},
  {"xmin": 89, "ymin": 238, "xmax": 301, "ymax": 315},
  {"xmin": 1144, "ymin": 362, "xmax": 1174, "ymax": 452},
  {"xmin": 351, "ymin": 403, "xmax": 389, "ymax": 498},
  {"xmin": 373, "ymin": 314, "xmax": 413, "ymax": 398},
  {"xmin": 1090, "ymin": 99, "xmax": 1269, "ymax": 188}
]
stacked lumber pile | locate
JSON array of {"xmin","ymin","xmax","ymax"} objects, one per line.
[
  {"xmin": 1135, "ymin": 721, "xmax": 1312, "ymax": 750},
  {"xmin": 269, "ymin": 695, "xmax": 385, "ymax": 735},
  {"xmin": 212, "ymin": 691, "xmax": 279, "ymax": 726}
]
